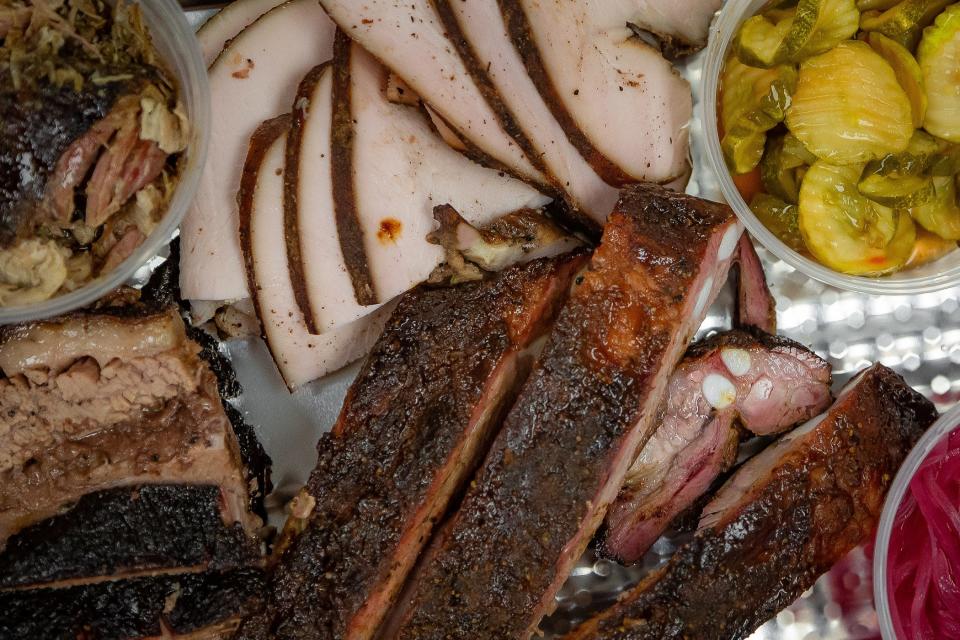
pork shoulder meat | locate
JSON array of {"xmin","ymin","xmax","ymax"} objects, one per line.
[
  {"xmin": 390, "ymin": 184, "xmax": 740, "ymax": 639},
  {"xmin": 235, "ymin": 251, "xmax": 587, "ymax": 640},
  {"xmin": 567, "ymin": 364, "xmax": 937, "ymax": 640},
  {"xmin": 602, "ymin": 329, "xmax": 833, "ymax": 565}
]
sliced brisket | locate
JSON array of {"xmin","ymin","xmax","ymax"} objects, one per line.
[
  {"xmin": 0, "ymin": 566, "xmax": 265, "ymax": 640},
  {"xmin": 235, "ymin": 251, "xmax": 587, "ymax": 640},
  {"xmin": 0, "ymin": 306, "xmax": 261, "ymax": 542},
  {"xmin": 602, "ymin": 328, "xmax": 833, "ymax": 564},
  {"xmin": 0, "ymin": 297, "xmax": 270, "ymax": 638},
  {"xmin": 567, "ymin": 364, "xmax": 936, "ymax": 640},
  {"xmin": 391, "ymin": 184, "xmax": 740, "ymax": 639},
  {"xmin": 0, "ymin": 484, "xmax": 260, "ymax": 590}
]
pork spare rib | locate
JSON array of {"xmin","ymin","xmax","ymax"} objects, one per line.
[
  {"xmin": 390, "ymin": 184, "xmax": 741, "ymax": 639},
  {"xmin": 602, "ymin": 328, "xmax": 833, "ymax": 564},
  {"xmin": 566, "ymin": 363, "xmax": 937, "ymax": 640},
  {"xmin": 235, "ymin": 250, "xmax": 588, "ymax": 640}
]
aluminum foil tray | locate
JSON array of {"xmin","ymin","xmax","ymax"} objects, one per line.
[{"xmin": 184, "ymin": 7, "xmax": 959, "ymax": 639}]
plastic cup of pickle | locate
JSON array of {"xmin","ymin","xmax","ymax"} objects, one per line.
[
  {"xmin": 702, "ymin": 0, "xmax": 960, "ymax": 295},
  {"xmin": 0, "ymin": 0, "xmax": 210, "ymax": 324}
]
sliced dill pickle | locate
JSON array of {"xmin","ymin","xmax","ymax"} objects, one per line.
[
  {"xmin": 858, "ymin": 172, "xmax": 936, "ymax": 206},
  {"xmin": 863, "ymin": 130, "xmax": 948, "ymax": 175},
  {"xmin": 737, "ymin": 0, "xmax": 859, "ymax": 67},
  {"xmin": 858, "ymin": 0, "xmax": 904, "ymax": 10},
  {"xmin": 720, "ymin": 58, "xmax": 798, "ymax": 173},
  {"xmin": 767, "ymin": 7, "xmax": 800, "ymax": 22},
  {"xmin": 918, "ymin": 3, "xmax": 960, "ymax": 142},
  {"xmin": 791, "ymin": 0, "xmax": 861, "ymax": 59},
  {"xmin": 868, "ymin": 32, "xmax": 928, "ymax": 127},
  {"xmin": 799, "ymin": 161, "xmax": 916, "ymax": 274},
  {"xmin": 723, "ymin": 127, "xmax": 768, "ymax": 174},
  {"xmin": 721, "ymin": 58, "xmax": 797, "ymax": 131},
  {"xmin": 750, "ymin": 193, "xmax": 806, "ymax": 251},
  {"xmin": 761, "ymin": 134, "xmax": 813, "ymax": 202},
  {"xmin": 736, "ymin": 12, "xmax": 795, "ymax": 67},
  {"xmin": 906, "ymin": 175, "xmax": 960, "ymax": 239},
  {"xmin": 931, "ymin": 145, "xmax": 960, "ymax": 175},
  {"xmin": 786, "ymin": 41, "xmax": 914, "ymax": 164},
  {"xmin": 860, "ymin": 0, "xmax": 953, "ymax": 50},
  {"xmin": 782, "ymin": 133, "xmax": 818, "ymax": 164}
]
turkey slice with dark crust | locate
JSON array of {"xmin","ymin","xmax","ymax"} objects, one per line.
[
  {"xmin": 566, "ymin": 363, "xmax": 936, "ymax": 640},
  {"xmin": 497, "ymin": 0, "xmax": 692, "ymax": 186},
  {"xmin": 433, "ymin": 0, "xmax": 618, "ymax": 224},
  {"xmin": 234, "ymin": 250, "xmax": 588, "ymax": 640},
  {"xmin": 317, "ymin": 0, "xmax": 546, "ymax": 188},
  {"xmin": 601, "ymin": 328, "xmax": 832, "ymax": 564},
  {"xmin": 390, "ymin": 184, "xmax": 740, "ymax": 639},
  {"xmin": 628, "ymin": 0, "xmax": 724, "ymax": 57}
]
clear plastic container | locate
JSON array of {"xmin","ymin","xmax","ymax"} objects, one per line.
[
  {"xmin": 873, "ymin": 403, "xmax": 960, "ymax": 639},
  {"xmin": 0, "ymin": 0, "xmax": 210, "ymax": 324},
  {"xmin": 701, "ymin": 0, "xmax": 960, "ymax": 295}
]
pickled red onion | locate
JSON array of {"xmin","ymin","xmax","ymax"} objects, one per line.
[{"xmin": 888, "ymin": 427, "xmax": 960, "ymax": 638}]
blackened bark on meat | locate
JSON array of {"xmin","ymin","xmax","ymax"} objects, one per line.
[
  {"xmin": 235, "ymin": 251, "xmax": 587, "ymax": 640},
  {"xmin": 566, "ymin": 364, "xmax": 937, "ymax": 640},
  {"xmin": 140, "ymin": 237, "xmax": 182, "ymax": 308},
  {"xmin": 0, "ymin": 567, "xmax": 265, "ymax": 639},
  {"xmin": 392, "ymin": 184, "xmax": 737, "ymax": 639},
  {"xmin": 164, "ymin": 567, "xmax": 267, "ymax": 634},
  {"xmin": 188, "ymin": 326, "xmax": 271, "ymax": 522},
  {"xmin": 0, "ymin": 484, "xmax": 260, "ymax": 589}
]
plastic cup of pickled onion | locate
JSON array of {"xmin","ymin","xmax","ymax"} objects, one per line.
[{"xmin": 874, "ymin": 403, "xmax": 960, "ymax": 638}]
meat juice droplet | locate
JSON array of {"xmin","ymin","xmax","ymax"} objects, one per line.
[{"xmin": 377, "ymin": 218, "xmax": 402, "ymax": 244}]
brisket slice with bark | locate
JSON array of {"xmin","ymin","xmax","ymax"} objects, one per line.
[
  {"xmin": 0, "ymin": 295, "xmax": 270, "ymax": 637},
  {"xmin": 235, "ymin": 250, "xmax": 588, "ymax": 640},
  {"xmin": 0, "ymin": 484, "xmax": 260, "ymax": 590},
  {"xmin": 566, "ymin": 363, "xmax": 937, "ymax": 640},
  {"xmin": 390, "ymin": 184, "xmax": 740, "ymax": 639},
  {"xmin": 0, "ymin": 306, "xmax": 262, "ymax": 543},
  {"xmin": 601, "ymin": 328, "xmax": 833, "ymax": 564},
  {"xmin": 0, "ymin": 566, "xmax": 265, "ymax": 640},
  {"xmin": 143, "ymin": 239, "xmax": 273, "ymax": 517}
]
